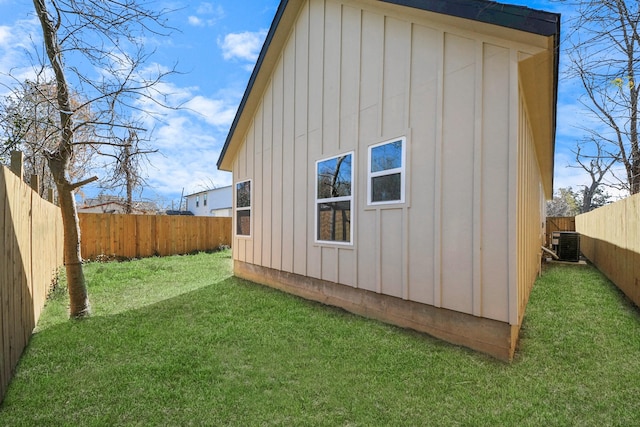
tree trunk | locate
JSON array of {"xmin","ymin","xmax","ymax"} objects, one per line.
[
  {"xmin": 48, "ymin": 153, "xmax": 91, "ymax": 317},
  {"xmin": 632, "ymin": 160, "xmax": 640, "ymax": 194},
  {"xmin": 582, "ymin": 185, "xmax": 594, "ymax": 213},
  {"xmin": 34, "ymin": 0, "xmax": 91, "ymax": 317},
  {"xmin": 125, "ymin": 143, "xmax": 133, "ymax": 214}
]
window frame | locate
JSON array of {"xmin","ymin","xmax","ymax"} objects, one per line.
[
  {"xmin": 196, "ymin": 195, "xmax": 200, "ymax": 208},
  {"xmin": 367, "ymin": 137, "xmax": 406, "ymax": 206},
  {"xmin": 235, "ymin": 179, "xmax": 252, "ymax": 238},
  {"xmin": 203, "ymin": 193, "xmax": 207, "ymax": 206},
  {"xmin": 315, "ymin": 151, "xmax": 355, "ymax": 245}
]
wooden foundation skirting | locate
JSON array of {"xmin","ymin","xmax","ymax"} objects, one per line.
[{"xmin": 235, "ymin": 261, "xmax": 520, "ymax": 361}]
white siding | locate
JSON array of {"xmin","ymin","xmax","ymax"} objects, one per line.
[{"xmin": 185, "ymin": 187, "xmax": 232, "ymax": 217}]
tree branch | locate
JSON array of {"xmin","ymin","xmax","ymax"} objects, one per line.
[{"xmin": 70, "ymin": 175, "xmax": 98, "ymax": 190}]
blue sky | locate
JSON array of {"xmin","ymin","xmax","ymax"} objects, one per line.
[{"xmin": 0, "ymin": 0, "xmax": 612, "ymax": 207}]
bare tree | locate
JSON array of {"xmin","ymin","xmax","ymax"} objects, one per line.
[
  {"xmin": 570, "ymin": 138, "xmax": 617, "ymax": 212},
  {"xmin": 561, "ymin": 0, "xmax": 640, "ymax": 195},
  {"xmin": 0, "ymin": 77, "xmax": 96, "ymax": 198},
  {"xmin": 317, "ymin": 155, "xmax": 351, "ymax": 241},
  {"xmin": 98, "ymin": 128, "xmax": 157, "ymax": 214},
  {"xmin": 30, "ymin": 0, "xmax": 176, "ymax": 317}
]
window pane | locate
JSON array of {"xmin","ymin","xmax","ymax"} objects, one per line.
[
  {"xmin": 237, "ymin": 210, "xmax": 251, "ymax": 236},
  {"xmin": 317, "ymin": 154, "xmax": 352, "ymax": 199},
  {"xmin": 317, "ymin": 201, "xmax": 351, "ymax": 242},
  {"xmin": 372, "ymin": 173, "xmax": 401, "ymax": 202},
  {"xmin": 371, "ymin": 140, "xmax": 402, "ymax": 172},
  {"xmin": 236, "ymin": 181, "xmax": 251, "ymax": 208}
]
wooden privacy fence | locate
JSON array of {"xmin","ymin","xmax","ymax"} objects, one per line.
[
  {"xmin": 576, "ymin": 194, "xmax": 640, "ymax": 307},
  {"xmin": 1, "ymin": 164, "xmax": 63, "ymax": 404},
  {"xmin": 79, "ymin": 213, "xmax": 232, "ymax": 260},
  {"xmin": 545, "ymin": 216, "xmax": 576, "ymax": 247}
]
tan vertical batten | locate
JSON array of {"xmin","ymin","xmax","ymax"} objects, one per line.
[
  {"xmin": 433, "ymin": 29, "xmax": 445, "ymax": 309},
  {"xmin": 508, "ymin": 48, "xmax": 520, "ymax": 326},
  {"xmin": 473, "ymin": 40, "xmax": 484, "ymax": 317}
]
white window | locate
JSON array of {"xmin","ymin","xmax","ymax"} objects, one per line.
[
  {"xmin": 316, "ymin": 152, "xmax": 353, "ymax": 244},
  {"xmin": 196, "ymin": 195, "xmax": 200, "ymax": 208},
  {"xmin": 236, "ymin": 180, "xmax": 251, "ymax": 237},
  {"xmin": 204, "ymin": 194, "xmax": 207, "ymax": 206},
  {"xmin": 368, "ymin": 137, "xmax": 406, "ymax": 205}
]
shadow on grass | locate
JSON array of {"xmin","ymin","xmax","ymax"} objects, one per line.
[{"xmin": 1, "ymin": 260, "xmax": 639, "ymax": 426}]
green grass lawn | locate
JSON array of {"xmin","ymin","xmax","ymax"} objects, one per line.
[{"xmin": 1, "ymin": 250, "xmax": 638, "ymax": 426}]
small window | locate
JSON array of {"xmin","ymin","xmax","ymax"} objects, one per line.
[
  {"xmin": 316, "ymin": 152, "xmax": 353, "ymax": 243},
  {"xmin": 203, "ymin": 194, "xmax": 207, "ymax": 206},
  {"xmin": 236, "ymin": 180, "xmax": 251, "ymax": 236},
  {"xmin": 196, "ymin": 195, "xmax": 200, "ymax": 208},
  {"xmin": 368, "ymin": 137, "xmax": 406, "ymax": 205}
]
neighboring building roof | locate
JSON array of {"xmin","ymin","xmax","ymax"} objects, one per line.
[
  {"xmin": 216, "ymin": 0, "xmax": 561, "ymax": 172},
  {"xmin": 165, "ymin": 210, "xmax": 195, "ymax": 216},
  {"xmin": 80, "ymin": 195, "xmax": 159, "ymax": 214}
]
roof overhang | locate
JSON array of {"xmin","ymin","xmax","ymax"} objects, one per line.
[
  {"xmin": 382, "ymin": 0, "xmax": 559, "ymax": 37},
  {"xmin": 519, "ymin": 32, "xmax": 560, "ymax": 199},
  {"xmin": 217, "ymin": 0, "xmax": 305, "ymax": 171}
]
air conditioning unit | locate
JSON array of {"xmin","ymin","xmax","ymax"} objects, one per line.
[{"xmin": 553, "ymin": 231, "xmax": 580, "ymax": 262}]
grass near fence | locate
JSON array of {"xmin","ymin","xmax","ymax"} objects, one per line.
[{"xmin": 1, "ymin": 251, "xmax": 639, "ymax": 426}]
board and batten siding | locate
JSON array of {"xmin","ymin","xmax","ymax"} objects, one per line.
[
  {"xmin": 232, "ymin": 0, "xmax": 548, "ymax": 325},
  {"xmin": 516, "ymin": 89, "xmax": 545, "ymax": 326}
]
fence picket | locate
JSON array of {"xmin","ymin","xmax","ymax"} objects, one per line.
[
  {"xmin": 576, "ymin": 194, "xmax": 640, "ymax": 307},
  {"xmin": 78, "ymin": 213, "xmax": 231, "ymax": 260},
  {"xmin": 0, "ymin": 166, "xmax": 63, "ymax": 404},
  {"xmin": 2, "ymin": 161, "xmax": 232, "ymax": 404}
]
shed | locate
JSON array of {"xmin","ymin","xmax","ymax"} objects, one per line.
[{"xmin": 217, "ymin": 0, "xmax": 560, "ymax": 360}]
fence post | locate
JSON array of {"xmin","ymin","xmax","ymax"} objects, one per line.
[
  {"xmin": 31, "ymin": 174, "xmax": 40, "ymax": 193},
  {"xmin": 10, "ymin": 151, "xmax": 24, "ymax": 180},
  {"xmin": 47, "ymin": 188, "xmax": 55, "ymax": 203}
]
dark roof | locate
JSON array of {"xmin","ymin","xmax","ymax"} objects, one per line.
[
  {"xmin": 217, "ymin": 0, "xmax": 561, "ymax": 169},
  {"xmin": 80, "ymin": 198, "xmax": 159, "ymax": 212},
  {"xmin": 165, "ymin": 210, "xmax": 195, "ymax": 216},
  {"xmin": 382, "ymin": 0, "xmax": 559, "ymax": 36}
]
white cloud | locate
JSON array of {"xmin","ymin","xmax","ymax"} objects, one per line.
[
  {"xmin": 184, "ymin": 95, "xmax": 236, "ymax": 127},
  {"xmin": 0, "ymin": 17, "xmax": 42, "ymax": 94},
  {"xmin": 188, "ymin": 16, "xmax": 204, "ymax": 27},
  {"xmin": 197, "ymin": 3, "xmax": 223, "ymax": 16},
  {"xmin": 115, "ymin": 79, "xmax": 238, "ymax": 201},
  {"xmin": 553, "ymin": 150, "xmax": 629, "ymax": 201},
  {"xmin": 188, "ymin": 3, "xmax": 224, "ymax": 27},
  {"xmin": 0, "ymin": 25, "xmax": 10, "ymax": 44},
  {"xmin": 144, "ymin": 127, "xmax": 232, "ymax": 202},
  {"xmin": 0, "ymin": 8, "xmax": 236, "ymax": 206},
  {"xmin": 218, "ymin": 30, "xmax": 267, "ymax": 62}
]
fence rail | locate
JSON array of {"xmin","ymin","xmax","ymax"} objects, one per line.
[
  {"xmin": 576, "ymin": 194, "xmax": 640, "ymax": 307},
  {"xmin": 79, "ymin": 213, "xmax": 232, "ymax": 260},
  {"xmin": 1, "ymin": 165, "xmax": 63, "ymax": 403}
]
